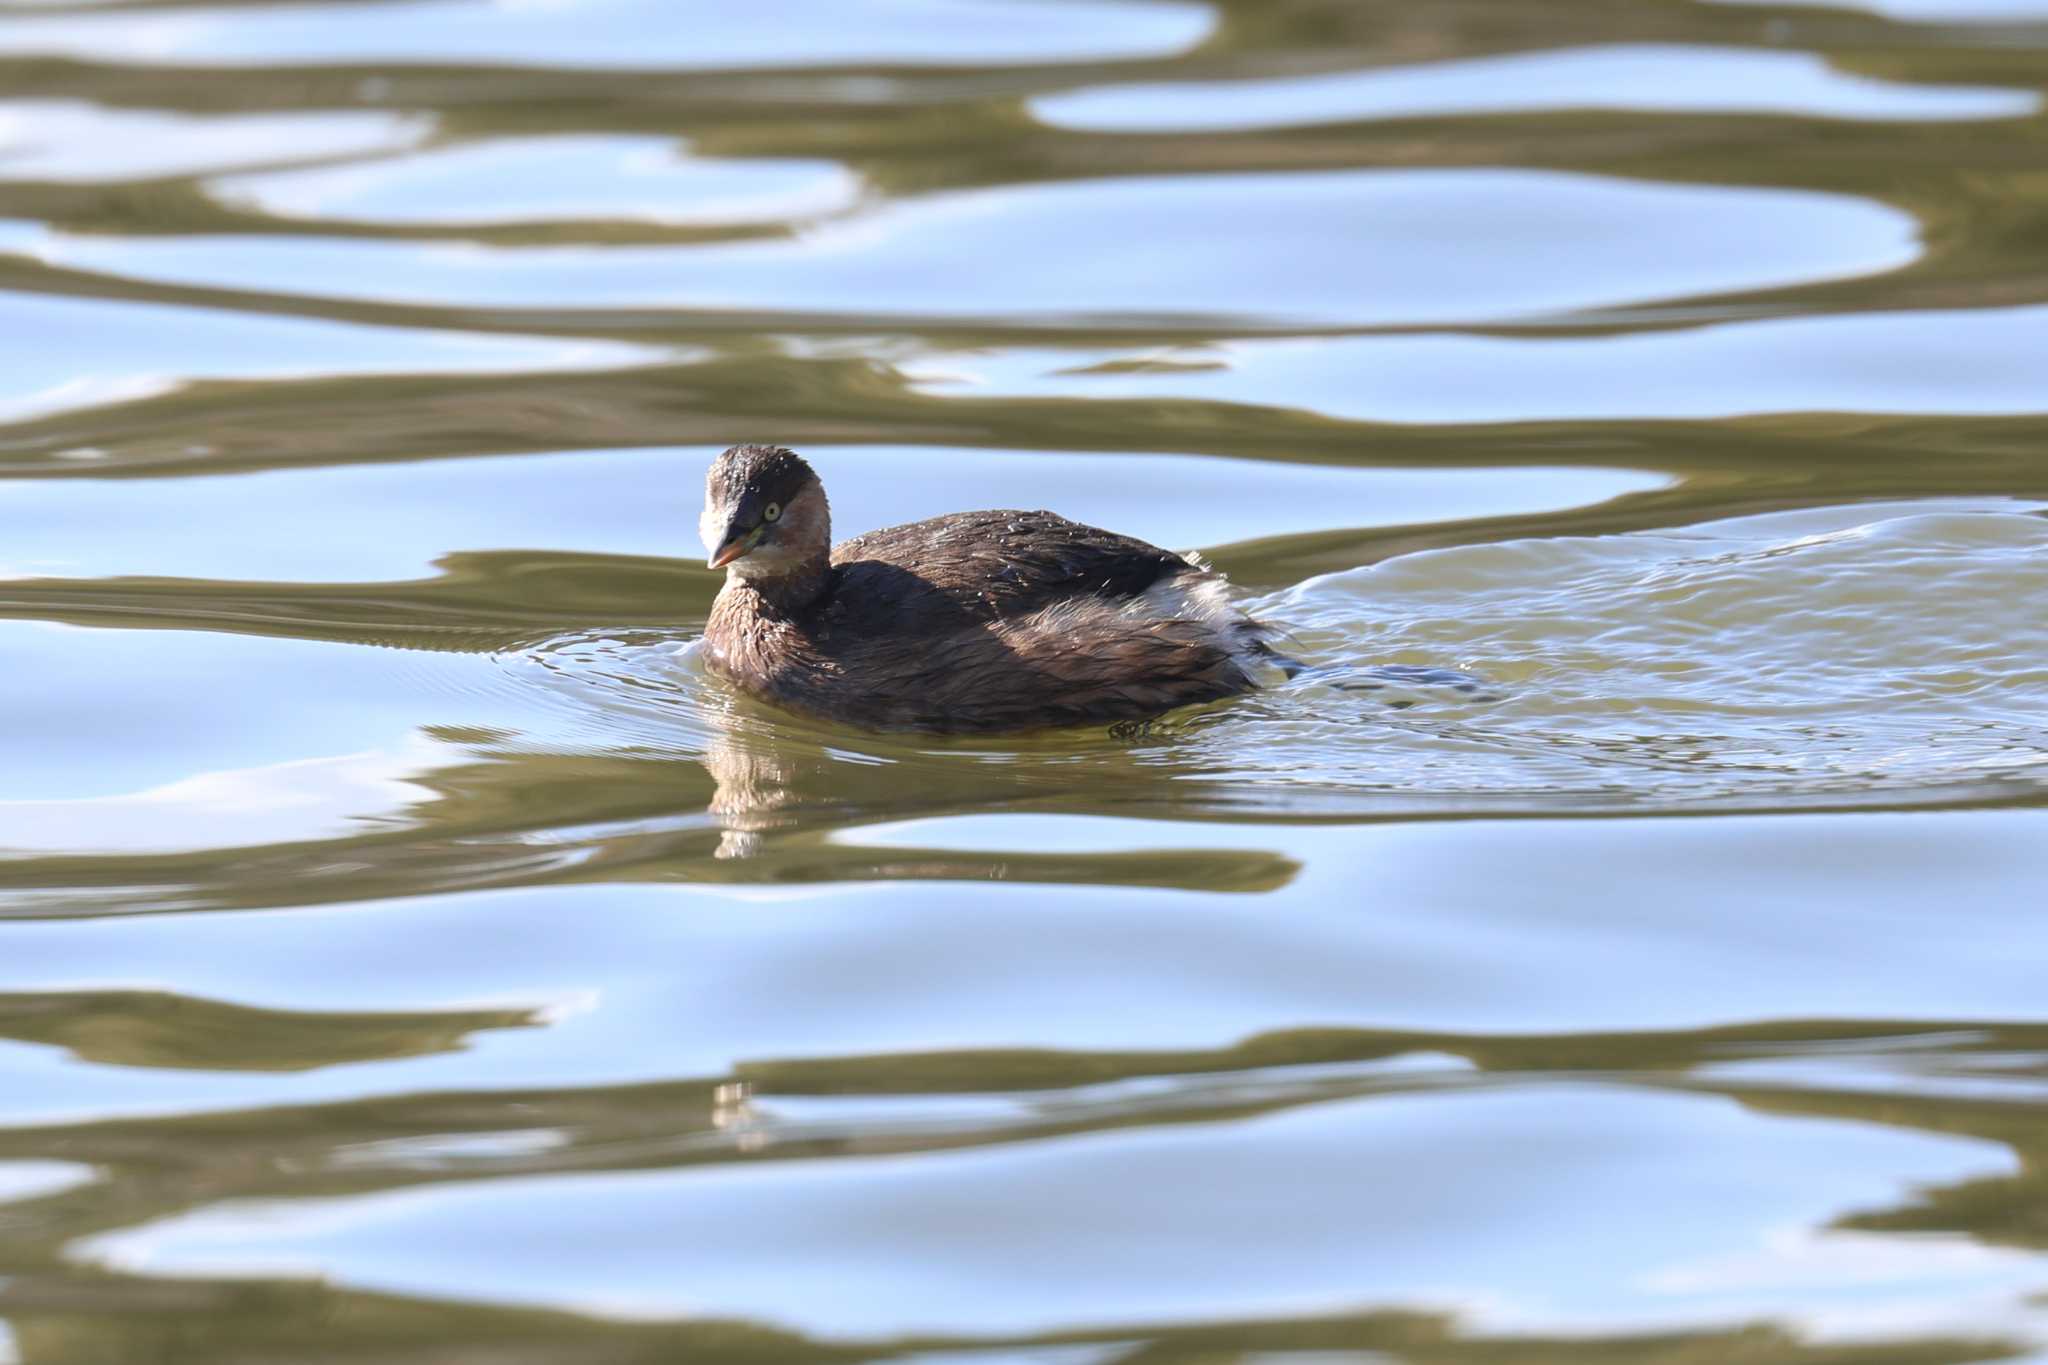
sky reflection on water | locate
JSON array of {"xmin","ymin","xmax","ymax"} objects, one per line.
[
  {"xmin": 1, "ymin": 0, "xmax": 2046, "ymax": 1359},
  {"xmin": 9, "ymin": 170, "xmax": 1920, "ymax": 321}
]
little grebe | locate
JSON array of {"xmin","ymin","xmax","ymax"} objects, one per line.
[{"xmin": 699, "ymin": 444, "xmax": 1280, "ymax": 733}]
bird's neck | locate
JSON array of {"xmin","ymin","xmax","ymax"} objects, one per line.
[
  {"xmin": 729, "ymin": 556, "xmax": 832, "ymax": 616},
  {"xmin": 726, "ymin": 483, "xmax": 832, "ymax": 614}
]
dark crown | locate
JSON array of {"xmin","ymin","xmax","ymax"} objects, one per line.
[{"xmin": 710, "ymin": 443, "xmax": 815, "ymax": 504}]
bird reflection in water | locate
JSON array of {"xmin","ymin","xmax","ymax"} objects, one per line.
[{"xmin": 703, "ymin": 721, "xmax": 826, "ymax": 861}]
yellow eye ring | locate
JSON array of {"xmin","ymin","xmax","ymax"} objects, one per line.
[{"xmin": 763, "ymin": 502, "xmax": 782, "ymax": 522}]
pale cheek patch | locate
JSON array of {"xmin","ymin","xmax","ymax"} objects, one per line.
[
  {"xmin": 729, "ymin": 542, "xmax": 805, "ymax": 580},
  {"xmin": 724, "ymin": 485, "xmax": 830, "ymax": 579}
]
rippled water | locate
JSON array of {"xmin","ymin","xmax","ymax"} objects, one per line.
[{"xmin": 3, "ymin": 1, "xmax": 2048, "ymax": 1361}]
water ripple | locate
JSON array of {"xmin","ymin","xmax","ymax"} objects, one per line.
[
  {"xmin": 1033, "ymin": 43, "xmax": 2043, "ymax": 132},
  {"xmin": 484, "ymin": 499, "xmax": 2048, "ymax": 823},
  {"xmin": 3, "ymin": 3, "xmax": 2046, "ymax": 1357}
]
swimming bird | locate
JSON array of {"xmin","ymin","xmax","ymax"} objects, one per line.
[{"xmin": 698, "ymin": 443, "xmax": 1279, "ymax": 733}]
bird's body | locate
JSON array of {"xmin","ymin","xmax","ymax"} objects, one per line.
[{"xmin": 699, "ymin": 446, "xmax": 1278, "ymax": 733}]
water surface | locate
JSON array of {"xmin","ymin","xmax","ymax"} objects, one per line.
[{"xmin": 2, "ymin": 2, "xmax": 2047, "ymax": 1362}]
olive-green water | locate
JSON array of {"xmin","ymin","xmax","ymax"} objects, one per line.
[{"xmin": 4, "ymin": 1, "xmax": 2048, "ymax": 1360}]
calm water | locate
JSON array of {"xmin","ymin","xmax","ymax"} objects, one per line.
[{"xmin": 3, "ymin": 1, "xmax": 2048, "ymax": 1360}]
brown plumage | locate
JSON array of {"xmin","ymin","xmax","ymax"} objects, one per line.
[{"xmin": 698, "ymin": 444, "xmax": 1279, "ymax": 733}]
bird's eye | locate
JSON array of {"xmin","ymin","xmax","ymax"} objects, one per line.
[{"xmin": 763, "ymin": 502, "xmax": 782, "ymax": 522}]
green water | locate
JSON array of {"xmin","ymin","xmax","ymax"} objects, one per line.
[{"xmin": 3, "ymin": 0, "xmax": 2048, "ymax": 1360}]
